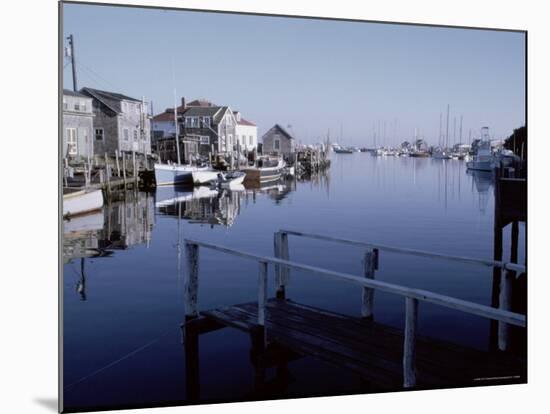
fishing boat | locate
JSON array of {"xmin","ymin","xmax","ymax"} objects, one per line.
[
  {"xmin": 466, "ymin": 128, "xmax": 495, "ymax": 171},
  {"xmin": 409, "ymin": 150, "xmax": 431, "ymax": 158},
  {"xmin": 153, "ymin": 88, "xmax": 213, "ymax": 186},
  {"xmin": 154, "ymin": 163, "xmax": 201, "ymax": 186},
  {"xmin": 63, "ymin": 188, "xmax": 104, "ymax": 218},
  {"xmin": 243, "ymin": 157, "xmax": 285, "ymax": 184}
]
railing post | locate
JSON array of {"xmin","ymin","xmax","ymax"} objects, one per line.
[
  {"xmin": 403, "ymin": 297, "xmax": 418, "ymax": 388},
  {"xmin": 361, "ymin": 249, "xmax": 377, "ymax": 319},
  {"xmin": 258, "ymin": 261, "xmax": 268, "ymax": 327},
  {"xmin": 185, "ymin": 242, "xmax": 199, "ymax": 320},
  {"xmin": 498, "ymin": 270, "xmax": 514, "ymax": 351},
  {"xmin": 274, "ymin": 231, "xmax": 289, "ymax": 300}
]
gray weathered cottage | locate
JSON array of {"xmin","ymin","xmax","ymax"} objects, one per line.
[
  {"xmin": 80, "ymin": 87, "xmax": 151, "ymax": 156},
  {"xmin": 261, "ymin": 124, "xmax": 295, "ymax": 156},
  {"xmin": 181, "ymin": 105, "xmax": 237, "ymax": 156},
  {"xmin": 62, "ymin": 89, "xmax": 94, "ymax": 159}
]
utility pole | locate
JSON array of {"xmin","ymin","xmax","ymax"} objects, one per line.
[{"xmin": 67, "ymin": 34, "xmax": 78, "ymax": 92}]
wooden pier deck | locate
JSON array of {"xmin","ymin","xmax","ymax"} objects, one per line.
[
  {"xmin": 195, "ymin": 298, "xmax": 525, "ymax": 391},
  {"xmin": 181, "ymin": 231, "xmax": 526, "ymax": 397}
]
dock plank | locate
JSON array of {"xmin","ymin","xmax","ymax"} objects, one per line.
[{"xmin": 200, "ymin": 299, "xmax": 525, "ymax": 390}]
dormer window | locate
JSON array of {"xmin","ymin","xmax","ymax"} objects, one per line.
[{"xmin": 202, "ymin": 117, "xmax": 211, "ymax": 127}]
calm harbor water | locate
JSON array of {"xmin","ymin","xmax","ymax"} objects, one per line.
[{"xmin": 62, "ymin": 153, "xmax": 525, "ymax": 410}]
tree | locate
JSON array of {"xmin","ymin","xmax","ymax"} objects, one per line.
[{"xmin": 504, "ymin": 126, "xmax": 527, "ymax": 160}]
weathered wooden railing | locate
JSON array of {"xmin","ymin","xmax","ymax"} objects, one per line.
[
  {"xmin": 183, "ymin": 238, "xmax": 526, "ymax": 388},
  {"xmin": 274, "ymin": 229, "xmax": 526, "ymax": 352}
]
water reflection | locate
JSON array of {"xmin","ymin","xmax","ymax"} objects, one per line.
[
  {"xmin": 467, "ymin": 169, "xmax": 494, "ymax": 214},
  {"xmin": 63, "ymin": 191, "xmax": 155, "ymax": 299}
]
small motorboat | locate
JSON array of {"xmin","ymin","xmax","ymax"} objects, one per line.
[
  {"xmin": 214, "ymin": 171, "xmax": 246, "ymax": 189},
  {"xmin": 63, "ymin": 188, "xmax": 104, "ymax": 218}
]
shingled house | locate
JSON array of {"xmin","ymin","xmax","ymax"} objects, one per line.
[
  {"xmin": 62, "ymin": 89, "xmax": 94, "ymax": 159},
  {"xmin": 80, "ymin": 87, "xmax": 151, "ymax": 156},
  {"xmin": 261, "ymin": 124, "xmax": 295, "ymax": 156},
  {"xmin": 181, "ymin": 105, "xmax": 237, "ymax": 156}
]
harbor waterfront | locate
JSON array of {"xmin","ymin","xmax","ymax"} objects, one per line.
[{"xmin": 63, "ymin": 153, "xmax": 525, "ymax": 410}]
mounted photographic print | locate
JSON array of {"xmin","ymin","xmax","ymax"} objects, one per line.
[{"xmin": 60, "ymin": 1, "xmax": 527, "ymax": 412}]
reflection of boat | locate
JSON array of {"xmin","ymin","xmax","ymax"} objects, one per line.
[
  {"xmin": 467, "ymin": 169, "xmax": 494, "ymax": 214},
  {"xmin": 243, "ymin": 157, "xmax": 285, "ymax": 184},
  {"xmin": 63, "ymin": 188, "xmax": 103, "ymax": 218},
  {"xmin": 155, "ymin": 186, "xmax": 219, "ymax": 207}
]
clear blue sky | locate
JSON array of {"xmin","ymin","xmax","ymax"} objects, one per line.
[{"xmin": 62, "ymin": 2, "xmax": 525, "ymax": 146}]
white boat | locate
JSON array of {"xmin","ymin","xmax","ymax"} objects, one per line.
[
  {"xmin": 63, "ymin": 188, "xmax": 104, "ymax": 218},
  {"xmin": 216, "ymin": 171, "xmax": 246, "ymax": 189},
  {"xmin": 154, "ymin": 163, "xmax": 195, "ymax": 186},
  {"xmin": 191, "ymin": 169, "xmax": 220, "ymax": 185},
  {"xmin": 432, "ymin": 148, "xmax": 451, "ymax": 159},
  {"xmin": 243, "ymin": 157, "xmax": 285, "ymax": 184},
  {"xmin": 466, "ymin": 129, "xmax": 495, "ymax": 171}
]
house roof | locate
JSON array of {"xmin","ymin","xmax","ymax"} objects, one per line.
[
  {"xmin": 264, "ymin": 124, "xmax": 294, "ymax": 140},
  {"xmin": 183, "ymin": 106, "xmax": 223, "ymax": 118},
  {"xmin": 80, "ymin": 87, "xmax": 141, "ymax": 114},
  {"xmin": 63, "ymin": 89, "xmax": 90, "ymax": 98},
  {"xmin": 152, "ymin": 110, "xmax": 176, "ymax": 122},
  {"xmin": 238, "ymin": 118, "xmax": 256, "ymax": 126}
]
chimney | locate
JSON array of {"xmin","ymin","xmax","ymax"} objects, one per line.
[{"xmin": 181, "ymin": 97, "xmax": 186, "ymax": 110}]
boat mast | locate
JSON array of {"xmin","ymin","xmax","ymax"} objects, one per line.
[
  {"xmin": 174, "ymin": 89, "xmax": 181, "ymax": 165},
  {"xmin": 439, "ymin": 112, "xmax": 442, "ymax": 148},
  {"xmin": 445, "ymin": 104, "xmax": 450, "ymax": 150}
]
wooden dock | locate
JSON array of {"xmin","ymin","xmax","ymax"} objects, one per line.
[
  {"xmin": 187, "ymin": 298, "xmax": 525, "ymax": 392},
  {"xmin": 180, "ymin": 231, "xmax": 526, "ymax": 398}
]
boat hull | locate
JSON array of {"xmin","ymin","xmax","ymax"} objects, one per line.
[
  {"xmin": 154, "ymin": 163, "xmax": 193, "ymax": 186},
  {"xmin": 466, "ymin": 160, "xmax": 494, "ymax": 171},
  {"xmin": 63, "ymin": 189, "xmax": 104, "ymax": 218}
]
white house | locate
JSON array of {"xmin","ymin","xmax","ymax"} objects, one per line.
[{"xmin": 233, "ymin": 111, "xmax": 257, "ymax": 152}]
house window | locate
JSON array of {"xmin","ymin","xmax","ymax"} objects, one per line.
[
  {"xmin": 95, "ymin": 128, "xmax": 104, "ymax": 141},
  {"xmin": 202, "ymin": 117, "xmax": 211, "ymax": 127},
  {"xmin": 67, "ymin": 128, "xmax": 77, "ymax": 155},
  {"xmin": 200, "ymin": 136, "xmax": 210, "ymax": 144},
  {"xmin": 249, "ymin": 136, "xmax": 253, "ymax": 146},
  {"xmin": 133, "ymin": 130, "xmax": 138, "ymax": 141},
  {"xmin": 81, "ymin": 101, "xmax": 87, "ymax": 112},
  {"xmin": 123, "ymin": 128, "xmax": 129, "ymax": 141},
  {"xmin": 274, "ymin": 138, "xmax": 280, "ymax": 151},
  {"xmin": 142, "ymin": 129, "xmax": 147, "ymax": 140},
  {"xmin": 63, "ymin": 99, "xmax": 68, "ymax": 110},
  {"xmin": 74, "ymin": 102, "xmax": 80, "ymax": 111}
]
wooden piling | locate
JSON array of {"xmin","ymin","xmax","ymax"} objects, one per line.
[
  {"xmin": 122, "ymin": 152, "xmax": 127, "ymax": 190},
  {"xmin": 185, "ymin": 243, "xmax": 200, "ymax": 319},
  {"xmin": 257, "ymin": 261, "xmax": 268, "ymax": 348},
  {"xmin": 104, "ymin": 152, "xmax": 111, "ymax": 194},
  {"xmin": 361, "ymin": 250, "xmax": 377, "ymax": 319},
  {"xmin": 403, "ymin": 297, "xmax": 418, "ymax": 388},
  {"xmin": 132, "ymin": 150, "xmax": 138, "ymax": 187},
  {"xmin": 115, "ymin": 149, "xmax": 121, "ymax": 177}
]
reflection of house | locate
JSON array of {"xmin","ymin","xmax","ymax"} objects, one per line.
[
  {"xmin": 261, "ymin": 124, "xmax": 295, "ymax": 156},
  {"xmin": 234, "ymin": 111, "xmax": 257, "ymax": 151},
  {"xmin": 80, "ymin": 87, "xmax": 151, "ymax": 156},
  {"xmin": 62, "ymin": 89, "xmax": 94, "ymax": 159}
]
